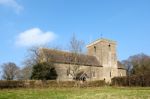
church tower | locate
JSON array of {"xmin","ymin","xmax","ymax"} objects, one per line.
[{"xmin": 86, "ymin": 38, "xmax": 118, "ymax": 82}]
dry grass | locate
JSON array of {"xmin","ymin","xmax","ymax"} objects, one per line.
[{"xmin": 0, "ymin": 87, "xmax": 150, "ymax": 99}]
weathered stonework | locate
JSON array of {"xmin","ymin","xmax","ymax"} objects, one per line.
[
  {"xmin": 86, "ymin": 38, "xmax": 121, "ymax": 82},
  {"xmin": 41, "ymin": 38, "xmax": 126, "ymax": 82},
  {"xmin": 54, "ymin": 63, "xmax": 103, "ymax": 81}
]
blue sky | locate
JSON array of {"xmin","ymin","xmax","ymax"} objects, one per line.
[{"xmin": 0, "ymin": 0, "xmax": 150, "ymax": 67}]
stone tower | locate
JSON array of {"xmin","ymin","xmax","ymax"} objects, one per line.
[{"xmin": 86, "ymin": 38, "xmax": 118, "ymax": 82}]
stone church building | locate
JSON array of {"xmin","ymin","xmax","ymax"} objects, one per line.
[{"xmin": 40, "ymin": 38, "xmax": 126, "ymax": 82}]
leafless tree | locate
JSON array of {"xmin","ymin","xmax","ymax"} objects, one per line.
[
  {"xmin": 24, "ymin": 45, "xmax": 60, "ymax": 65},
  {"xmin": 67, "ymin": 34, "xmax": 85, "ymax": 80},
  {"xmin": 21, "ymin": 46, "xmax": 42, "ymax": 80},
  {"xmin": 129, "ymin": 53, "xmax": 150, "ymax": 75},
  {"xmin": 123, "ymin": 53, "xmax": 150, "ymax": 76},
  {"xmin": 1, "ymin": 62, "xmax": 19, "ymax": 80},
  {"xmin": 22, "ymin": 45, "xmax": 60, "ymax": 80},
  {"xmin": 27, "ymin": 46, "xmax": 42, "ymax": 64},
  {"xmin": 19, "ymin": 65, "xmax": 32, "ymax": 80},
  {"xmin": 122, "ymin": 60, "xmax": 133, "ymax": 76}
]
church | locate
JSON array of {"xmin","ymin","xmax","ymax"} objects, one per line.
[{"xmin": 40, "ymin": 38, "xmax": 126, "ymax": 82}]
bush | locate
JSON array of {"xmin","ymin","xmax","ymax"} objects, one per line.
[
  {"xmin": 111, "ymin": 74, "xmax": 150, "ymax": 87},
  {"xmin": 87, "ymin": 80, "xmax": 106, "ymax": 87},
  {"xmin": 111, "ymin": 77, "xmax": 127, "ymax": 86},
  {"xmin": 0, "ymin": 80, "xmax": 106, "ymax": 89},
  {"xmin": 0, "ymin": 80, "xmax": 25, "ymax": 88},
  {"xmin": 31, "ymin": 62, "xmax": 57, "ymax": 80}
]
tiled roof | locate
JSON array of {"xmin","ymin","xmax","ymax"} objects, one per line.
[
  {"xmin": 41, "ymin": 48, "xmax": 126, "ymax": 69},
  {"xmin": 41, "ymin": 48, "xmax": 101, "ymax": 67}
]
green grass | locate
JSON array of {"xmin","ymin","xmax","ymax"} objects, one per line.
[{"xmin": 0, "ymin": 87, "xmax": 150, "ymax": 99}]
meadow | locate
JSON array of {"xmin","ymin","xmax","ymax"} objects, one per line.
[{"xmin": 0, "ymin": 87, "xmax": 150, "ymax": 99}]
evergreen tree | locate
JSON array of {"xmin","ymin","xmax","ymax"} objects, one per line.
[{"xmin": 31, "ymin": 62, "xmax": 57, "ymax": 80}]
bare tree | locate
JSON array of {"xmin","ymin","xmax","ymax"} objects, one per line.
[
  {"xmin": 129, "ymin": 53, "xmax": 150, "ymax": 75},
  {"xmin": 69, "ymin": 34, "xmax": 84, "ymax": 54},
  {"xmin": 67, "ymin": 34, "xmax": 85, "ymax": 80},
  {"xmin": 21, "ymin": 46, "xmax": 42, "ymax": 80},
  {"xmin": 22, "ymin": 45, "xmax": 59, "ymax": 80},
  {"xmin": 26, "ymin": 46, "xmax": 42, "ymax": 64},
  {"xmin": 123, "ymin": 53, "xmax": 150, "ymax": 76},
  {"xmin": 24, "ymin": 45, "xmax": 60, "ymax": 66},
  {"xmin": 20, "ymin": 65, "xmax": 32, "ymax": 80},
  {"xmin": 122, "ymin": 60, "xmax": 133, "ymax": 76},
  {"xmin": 1, "ymin": 62, "xmax": 19, "ymax": 80}
]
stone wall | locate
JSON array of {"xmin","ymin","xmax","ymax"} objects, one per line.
[
  {"xmin": 40, "ymin": 38, "xmax": 126, "ymax": 82},
  {"xmin": 87, "ymin": 39, "xmax": 117, "ymax": 68},
  {"xmin": 87, "ymin": 39, "xmax": 119, "ymax": 82},
  {"xmin": 54, "ymin": 63, "xmax": 103, "ymax": 81},
  {"xmin": 118, "ymin": 69, "xmax": 126, "ymax": 77}
]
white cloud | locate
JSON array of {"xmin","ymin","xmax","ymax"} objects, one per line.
[
  {"xmin": 15, "ymin": 28, "xmax": 57, "ymax": 47},
  {"xmin": 0, "ymin": 0, "xmax": 23, "ymax": 13}
]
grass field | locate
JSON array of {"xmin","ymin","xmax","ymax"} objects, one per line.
[{"xmin": 0, "ymin": 87, "xmax": 150, "ymax": 99}]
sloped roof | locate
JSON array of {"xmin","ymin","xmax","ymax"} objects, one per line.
[
  {"xmin": 41, "ymin": 48, "xmax": 126, "ymax": 69},
  {"xmin": 86, "ymin": 38, "xmax": 116, "ymax": 48},
  {"xmin": 117, "ymin": 61, "xmax": 126, "ymax": 70},
  {"xmin": 41, "ymin": 48, "xmax": 101, "ymax": 67}
]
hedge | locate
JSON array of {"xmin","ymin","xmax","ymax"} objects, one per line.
[
  {"xmin": 111, "ymin": 74, "xmax": 150, "ymax": 87},
  {"xmin": 0, "ymin": 80, "xmax": 106, "ymax": 89}
]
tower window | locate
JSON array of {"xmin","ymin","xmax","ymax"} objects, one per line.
[
  {"xmin": 108, "ymin": 44, "xmax": 111, "ymax": 51},
  {"xmin": 94, "ymin": 46, "xmax": 96, "ymax": 54},
  {"xmin": 110, "ymin": 72, "xmax": 111, "ymax": 77}
]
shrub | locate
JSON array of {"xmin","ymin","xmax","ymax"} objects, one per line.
[
  {"xmin": 111, "ymin": 74, "xmax": 150, "ymax": 87},
  {"xmin": 0, "ymin": 80, "xmax": 25, "ymax": 88},
  {"xmin": 87, "ymin": 80, "xmax": 106, "ymax": 87},
  {"xmin": 31, "ymin": 62, "xmax": 57, "ymax": 80},
  {"xmin": 0, "ymin": 80, "xmax": 106, "ymax": 89}
]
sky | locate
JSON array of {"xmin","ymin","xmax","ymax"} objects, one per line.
[{"xmin": 0, "ymin": 0, "xmax": 150, "ymax": 67}]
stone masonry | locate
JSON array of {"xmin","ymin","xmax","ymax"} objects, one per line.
[{"xmin": 40, "ymin": 38, "xmax": 126, "ymax": 82}]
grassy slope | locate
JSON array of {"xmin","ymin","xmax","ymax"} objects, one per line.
[{"xmin": 0, "ymin": 87, "xmax": 150, "ymax": 99}]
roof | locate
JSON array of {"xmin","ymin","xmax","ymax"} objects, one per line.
[
  {"xmin": 86, "ymin": 38, "xmax": 116, "ymax": 48},
  {"xmin": 41, "ymin": 48, "xmax": 101, "ymax": 67},
  {"xmin": 41, "ymin": 48, "xmax": 125, "ymax": 69},
  {"xmin": 117, "ymin": 61, "xmax": 126, "ymax": 70}
]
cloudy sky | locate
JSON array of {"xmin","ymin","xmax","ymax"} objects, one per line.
[{"xmin": 0, "ymin": 0, "xmax": 150, "ymax": 66}]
